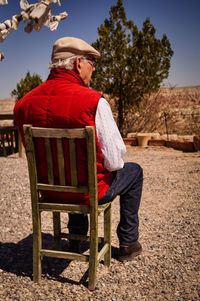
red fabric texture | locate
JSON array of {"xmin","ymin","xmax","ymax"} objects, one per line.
[{"xmin": 14, "ymin": 69, "xmax": 112, "ymax": 204}]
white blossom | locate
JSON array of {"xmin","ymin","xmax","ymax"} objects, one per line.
[
  {"xmin": 0, "ymin": 0, "xmax": 8, "ymax": 5},
  {"xmin": 0, "ymin": 0, "xmax": 68, "ymax": 60}
]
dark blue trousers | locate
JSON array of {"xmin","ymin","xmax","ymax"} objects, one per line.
[{"xmin": 68, "ymin": 162, "xmax": 143, "ymax": 245}]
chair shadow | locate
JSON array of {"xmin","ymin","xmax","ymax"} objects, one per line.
[
  {"xmin": 0, "ymin": 234, "xmax": 86, "ymax": 286},
  {"xmin": 0, "ymin": 234, "xmax": 119, "ymax": 287}
]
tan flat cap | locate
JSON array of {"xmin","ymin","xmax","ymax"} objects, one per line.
[{"xmin": 51, "ymin": 37, "xmax": 100, "ymax": 63}]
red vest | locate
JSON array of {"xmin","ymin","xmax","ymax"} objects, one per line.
[{"xmin": 14, "ymin": 69, "xmax": 112, "ymax": 204}]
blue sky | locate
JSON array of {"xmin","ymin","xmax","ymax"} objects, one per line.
[{"xmin": 0, "ymin": 0, "xmax": 200, "ymax": 99}]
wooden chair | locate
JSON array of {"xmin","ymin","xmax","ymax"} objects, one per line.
[{"xmin": 23, "ymin": 125, "xmax": 112, "ymax": 290}]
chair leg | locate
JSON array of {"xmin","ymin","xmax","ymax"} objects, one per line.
[
  {"xmin": 88, "ymin": 236, "xmax": 98, "ymax": 291},
  {"xmin": 104, "ymin": 204, "xmax": 111, "ymax": 266},
  {"xmin": 88, "ymin": 207, "xmax": 99, "ymax": 291},
  {"xmin": 32, "ymin": 212, "xmax": 42, "ymax": 282},
  {"xmin": 53, "ymin": 212, "xmax": 61, "ymax": 249}
]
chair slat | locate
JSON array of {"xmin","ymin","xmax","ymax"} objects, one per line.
[
  {"xmin": 39, "ymin": 202, "xmax": 90, "ymax": 214},
  {"xmin": 41, "ymin": 249, "xmax": 89, "ymax": 262},
  {"xmin": 86, "ymin": 127, "xmax": 98, "ymax": 203},
  {"xmin": 32, "ymin": 127, "xmax": 86, "ymax": 139},
  {"xmin": 97, "ymin": 243, "xmax": 110, "ymax": 263},
  {"xmin": 69, "ymin": 139, "xmax": 78, "ymax": 186},
  {"xmin": 37, "ymin": 183, "xmax": 88, "ymax": 193},
  {"xmin": 44, "ymin": 138, "xmax": 54, "ymax": 184},
  {"xmin": 56, "ymin": 138, "xmax": 65, "ymax": 185},
  {"xmin": 61, "ymin": 233, "xmax": 104, "ymax": 243}
]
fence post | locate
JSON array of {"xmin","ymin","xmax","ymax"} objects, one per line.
[
  {"xmin": 163, "ymin": 112, "xmax": 169, "ymax": 141},
  {"xmin": 18, "ymin": 133, "xmax": 24, "ymax": 158},
  {"xmin": 0, "ymin": 113, "xmax": 24, "ymax": 157}
]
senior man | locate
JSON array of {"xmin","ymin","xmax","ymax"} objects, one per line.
[{"xmin": 14, "ymin": 37, "xmax": 143, "ymax": 261}]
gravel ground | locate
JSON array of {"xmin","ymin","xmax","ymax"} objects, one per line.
[{"xmin": 0, "ymin": 146, "xmax": 199, "ymax": 301}]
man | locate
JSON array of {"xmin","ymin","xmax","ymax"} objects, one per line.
[{"xmin": 14, "ymin": 37, "xmax": 143, "ymax": 262}]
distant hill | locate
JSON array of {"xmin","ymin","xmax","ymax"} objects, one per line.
[
  {"xmin": 0, "ymin": 98, "xmax": 15, "ymax": 126},
  {"xmin": 0, "ymin": 98, "xmax": 15, "ymax": 113},
  {"xmin": 125, "ymin": 86, "xmax": 200, "ymax": 136}
]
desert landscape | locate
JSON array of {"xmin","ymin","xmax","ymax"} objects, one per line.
[
  {"xmin": 1, "ymin": 86, "xmax": 200, "ymax": 154},
  {"xmin": 1, "ymin": 85, "xmax": 200, "ymax": 135}
]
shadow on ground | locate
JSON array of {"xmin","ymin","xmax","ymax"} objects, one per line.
[
  {"xmin": 0, "ymin": 234, "xmax": 73, "ymax": 281},
  {"xmin": 0, "ymin": 234, "xmax": 119, "ymax": 287}
]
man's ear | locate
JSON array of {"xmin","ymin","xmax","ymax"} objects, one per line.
[{"xmin": 74, "ymin": 57, "xmax": 81, "ymax": 73}]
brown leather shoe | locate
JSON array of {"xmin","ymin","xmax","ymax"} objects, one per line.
[{"xmin": 118, "ymin": 241, "xmax": 142, "ymax": 262}]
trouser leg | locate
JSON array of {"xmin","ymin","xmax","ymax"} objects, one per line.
[
  {"xmin": 117, "ymin": 164, "xmax": 143, "ymax": 245},
  {"xmin": 68, "ymin": 213, "xmax": 89, "ymax": 236},
  {"xmin": 99, "ymin": 162, "xmax": 143, "ymax": 245}
]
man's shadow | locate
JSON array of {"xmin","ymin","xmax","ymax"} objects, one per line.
[{"xmin": 0, "ymin": 234, "xmax": 119, "ymax": 286}]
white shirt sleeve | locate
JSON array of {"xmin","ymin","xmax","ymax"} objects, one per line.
[{"xmin": 95, "ymin": 97, "xmax": 126, "ymax": 171}]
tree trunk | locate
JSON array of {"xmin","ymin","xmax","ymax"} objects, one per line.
[{"xmin": 117, "ymin": 98, "xmax": 124, "ymax": 137}]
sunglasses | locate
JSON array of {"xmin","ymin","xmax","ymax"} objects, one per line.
[{"xmin": 81, "ymin": 56, "xmax": 96, "ymax": 68}]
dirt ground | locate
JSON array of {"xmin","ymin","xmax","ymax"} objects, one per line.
[{"xmin": 0, "ymin": 146, "xmax": 199, "ymax": 301}]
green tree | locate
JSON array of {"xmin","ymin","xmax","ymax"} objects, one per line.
[
  {"xmin": 92, "ymin": 0, "xmax": 173, "ymax": 136},
  {"xmin": 11, "ymin": 71, "xmax": 43, "ymax": 100}
]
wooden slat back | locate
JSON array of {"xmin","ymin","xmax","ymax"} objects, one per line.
[
  {"xmin": 56, "ymin": 138, "xmax": 65, "ymax": 186},
  {"xmin": 44, "ymin": 138, "xmax": 54, "ymax": 185},
  {"xmin": 32, "ymin": 127, "xmax": 86, "ymax": 139},
  {"xmin": 23, "ymin": 126, "xmax": 98, "ymax": 203},
  {"xmin": 69, "ymin": 139, "xmax": 78, "ymax": 186}
]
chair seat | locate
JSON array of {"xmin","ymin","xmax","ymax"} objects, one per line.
[{"xmin": 38, "ymin": 201, "xmax": 111, "ymax": 214}]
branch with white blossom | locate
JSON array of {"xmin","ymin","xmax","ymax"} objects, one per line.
[
  {"xmin": 0, "ymin": 1, "xmax": 8, "ymax": 5},
  {"xmin": 0, "ymin": 0, "xmax": 68, "ymax": 61}
]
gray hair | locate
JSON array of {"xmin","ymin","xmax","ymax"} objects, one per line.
[{"xmin": 49, "ymin": 55, "xmax": 81, "ymax": 69}]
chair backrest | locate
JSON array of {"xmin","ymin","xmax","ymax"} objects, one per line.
[{"xmin": 23, "ymin": 125, "xmax": 98, "ymax": 210}]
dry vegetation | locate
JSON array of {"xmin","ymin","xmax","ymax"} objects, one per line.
[{"xmin": 124, "ymin": 86, "xmax": 200, "ymax": 136}]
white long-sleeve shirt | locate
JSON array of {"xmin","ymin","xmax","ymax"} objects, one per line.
[{"xmin": 95, "ymin": 97, "xmax": 126, "ymax": 171}]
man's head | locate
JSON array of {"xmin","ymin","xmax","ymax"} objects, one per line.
[{"xmin": 50, "ymin": 37, "xmax": 100, "ymax": 86}]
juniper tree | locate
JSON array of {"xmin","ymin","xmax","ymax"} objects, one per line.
[
  {"xmin": 92, "ymin": 0, "xmax": 173, "ymax": 136},
  {"xmin": 11, "ymin": 71, "xmax": 42, "ymax": 100}
]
